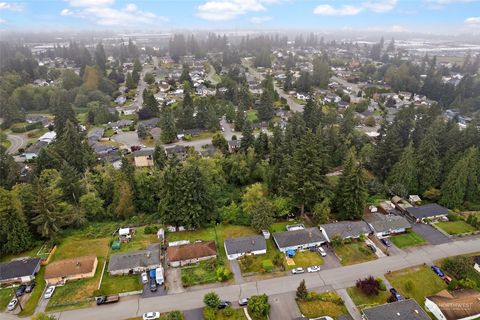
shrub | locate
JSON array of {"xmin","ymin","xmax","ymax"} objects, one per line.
[
  {"xmin": 447, "ymin": 279, "xmax": 459, "ymax": 291},
  {"xmin": 262, "ymin": 259, "xmax": 274, "ymax": 272},
  {"xmin": 447, "ymin": 214, "xmax": 459, "ymax": 221},
  {"xmin": 165, "ymin": 311, "xmax": 185, "ymax": 320},
  {"xmin": 247, "ymin": 294, "xmax": 270, "ymax": 320},
  {"xmin": 459, "ymin": 278, "xmax": 476, "ymax": 289},
  {"xmin": 356, "ymin": 276, "xmax": 381, "ymax": 296},
  {"xmin": 203, "ymin": 292, "xmax": 221, "ymax": 309},
  {"xmin": 273, "ymin": 252, "xmax": 283, "ymax": 267},
  {"xmin": 442, "ymin": 256, "xmax": 474, "ymax": 280},
  {"xmin": 376, "ymin": 278, "xmax": 386, "ymax": 291},
  {"xmin": 144, "ymin": 225, "xmax": 158, "ymax": 234},
  {"xmin": 215, "ymin": 266, "xmax": 231, "ymax": 282},
  {"xmin": 202, "ymin": 307, "xmax": 216, "ymax": 320},
  {"xmin": 296, "ymin": 279, "xmax": 308, "ymax": 300},
  {"xmin": 223, "ymin": 306, "xmax": 233, "ymax": 317}
]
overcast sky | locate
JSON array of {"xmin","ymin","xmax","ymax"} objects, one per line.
[{"xmin": 0, "ymin": 0, "xmax": 479, "ymax": 34}]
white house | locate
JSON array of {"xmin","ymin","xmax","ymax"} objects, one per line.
[
  {"xmin": 364, "ymin": 213, "xmax": 411, "ymax": 238},
  {"xmin": 425, "ymin": 289, "xmax": 480, "ymax": 320},
  {"xmin": 224, "ymin": 235, "xmax": 267, "ymax": 260},
  {"xmin": 273, "ymin": 227, "xmax": 327, "ymax": 254}
]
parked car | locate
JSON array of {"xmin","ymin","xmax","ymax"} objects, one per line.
[
  {"xmin": 291, "ymin": 267, "xmax": 305, "ymax": 274},
  {"xmin": 307, "ymin": 266, "xmax": 321, "ymax": 273},
  {"xmin": 16, "ymin": 285, "xmax": 26, "ymax": 296},
  {"xmin": 143, "ymin": 312, "xmax": 160, "ymax": 320},
  {"xmin": 7, "ymin": 298, "xmax": 18, "ymax": 311},
  {"xmin": 381, "ymin": 238, "xmax": 392, "ymax": 247},
  {"xmin": 96, "ymin": 295, "xmax": 119, "ymax": 305},
  {"xmin": 431, "ymin": 265, "xmax": 445, "ymax": 278},
  {"xmin": 367, "ymin": 244, "xmax": 377, "ymax": 253},
  {"xmin": 149, "ymin": 279, "xmax": 157, "ymax": 292},
  {"xmin": 318, "ymin": 247, "xmax": 327, "ymax": 257},
  {"xmin": 141, "ymin": 272, "xmax": 148, "ymax": 284},
  {"xmin": 25, "ymin": 281, "xmax": 35, "ymax": 293},
  {"xmin": 218, "ymin": 301, "xmax": 231, "ymax": 309},
  {"xmin": 238, "ymin": 298, "xmax": 249, "ymax": 306},
  {"xmin": 389, "ymin": 288, "xmax": 403, "ymax": 302},
  {"xmin": 44, "ymin": 286, "xmax": 56, "ymax": 299}
]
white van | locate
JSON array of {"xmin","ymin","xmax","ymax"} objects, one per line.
[{"xmin": 155, "ymin": 267, "xmax": 164, "ymax": 285}]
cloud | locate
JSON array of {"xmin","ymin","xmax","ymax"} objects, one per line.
[
  {"xmin": 313, "ymin": 4, "xmax": 363, "ymax": 16},
  {"xmin": 60, "ymin": 0, "xmax": 165, "ymax": 27},
  {"xmin": 465, "ymin": 16, "xmax": 480, "ymax": 25},
  {"xmin": 424, "ymin": 0, "xmax": 479, "ymax": 9},
  {"xmin": 0, "ymin": 2, "xmax": 23, "ymax": 12},
  {"xmin": 250, "ymin": 15, "xmax": 272, "ymax": 23},
  {"xmin": 390, "ymin": 24, "xmax": 409, "ymax": 32},
  {"xmin": 314, "ymin": 0, "xmax": 397, "ymax": 16},
  {"xmin": 197, "ymin": 0, "xmax": 267, "ymax": 21},
  {"xmin": 0, "ymin": 18, "xmax": 6, "ymax": 24}
]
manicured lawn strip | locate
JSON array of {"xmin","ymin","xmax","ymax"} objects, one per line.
[
  {"xmin": 181, "ymin": 259, "xmax": 218, "ymax": 287},
  {"xmin": 335, "ymin": 242, "xmax": 377, "ymax": 266},
  {"xmin": 390, "ymin": 232, "xmax": 427, "ymax": 248},
  {"xmin": 45, "ymin": 257, "xmax": 105, "ymax": 312},
  {"xmin": 297, "ymin": 298, "xmax": 347, "ymax": 318},
  {"xmin": 0, "ymin": 288, "xmax": 13, "ymax": 311},
  {"xmin": 289, "ymin": 251, "xmax": 324, "ymax": 269},
  {"xmin": 347, "ymin": 286, "xmax": 390, "ymax": 309},
  {"xmin": 385, "ymin": 265, "xmax": 447, "ymax": 306},
  {"xmin": 17, "ymin": 267, "xmax": 46, "ymax": 317},
  {"xmin": 99, "ymin": 269, "xmax": 143, "ymax": 295},
  {"xmin": 216, "ymin": 308, "xmax": 248, "ymax": 319},
  {"xmin": 435, "ymin": 221, "xmax": 476, "ymax": 235}
]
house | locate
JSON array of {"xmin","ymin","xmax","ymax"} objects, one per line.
[
  {"xmin": 228, "ymin": 140, "xmax": 241, "ymax": 153},
  {"xmin": 362, "ymin": 299, "xmax": 430, "ymax": 320},
  {"xmin": 87, "ymin": 128, "xmax": 105, "ymax": 145},
  {"xmin": 38, "ymin": 131, "xmax": 56, "ymax": 143},
  {"xmin": 0, "ymin": 258, "xmax": 42, "ymax": 285},
  {"xmin": 133, "ymin": 148, "xmax": 154, "ymax": 167},
  {"xmin": 224, "ymin": 235, "xmax": 267, "ymax": 260},
  {"xmin": 319, "ymin": 221, "xmax": 371, "ymax": 242},
  {"xmin": 110, "ymin": 119, "xmax": 133, "ymax": 130},
  {"xmin": 166, "ymin": 241, "xmax": 217, "ymax": 267},
  {"xmin": 44, "ymin": 256, "xmax": 98, "ymax": 285},
  {"xmin": 107, "ymin": 244, "xmax": 161, "ymax": 275},
  {"xmin": 24, "ymin": 140, "xmax": 48, "ymax": 160},
  {"xmin": 165, "ymin": 145, "xmax": 187, "ymax": 159},
  {"xmin": 364, "ymin": 213, "xmax": 411, "ymax": 238},
  {"xmin": 425, "ymin": 289, "xmax": 480, "ymax": 320},
  {"xmin": 474, "ymin": 256, "xmax": 480, "ymax": 273},
  {"xmin": 273, "ymin": 227, "xmax": 327, "ymax": 254},
  {"xmin": 405, "ymin": 204, "xmax": 449, "ymax": 222}
]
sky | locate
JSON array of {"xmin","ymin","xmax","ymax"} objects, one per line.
[{"xmin": 0, "ymin": 0, "xmax": 479, "ymax": 34}]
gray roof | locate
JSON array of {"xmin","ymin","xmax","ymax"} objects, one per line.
[
  {"xmin": 224, "ymin": 235, "xmax": 266, "ymax": 256},
  {"xmin": 364, "ymin": 213, "xmax": 411, "ymax": 233},
  {"xmin": 87, "ymin": 128, "xmax": 105, "ymax": 142},
  {"xmin": 133, "ymin": 148, "xmax": 154, "ymax": 157},
  {"xmin": 273, "ymin": 227, "xmax": 326, "ymax": 249},
  {"xmin": 25, "ymin": 141, "xmax": 48, "ymax": 154},
  {"xmin": 107, "ymin": 244, "xmax": 161, "ymax": 272},
  {"xmin": 362, "ymin": 299, "xmax": 430, "ymax": 320},
  {"xmin": 406, "ymin": 204, "xmax": 449, "ymax": 219},
  {"xmin": 320, "ymin": 221, "xmax": 371, "ymax": 239},
  {"xmin": 0, "ymin": 258, "xmax": 42, "ymax": 282}
]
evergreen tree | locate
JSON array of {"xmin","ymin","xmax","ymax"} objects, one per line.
[
  {"xmin": 53, "ymin": 103, "xmax": 77, "ymax": 138},
  {"xmin": 160, "ymin": 105, "xmax": 177, "ymax": 144},
  {"xmin": 179, "ymin": 64, "xmax": 192, "ymax": 85},
  {"xmin": 59, "ymin": 162, "xmax": 84, "ymax": 203},
  {"xmin": 212, "ymin": 132, "xmax": 229, "ymax": 154},
  {"xmin": 254, "ymin": 131, "xmax": 269, "ymax": 160},
  {"xmin": 417, "ymin": 119, "xmax": 442, "ymax": 192},
  {"xmin": 0, "ymin": 188, "xmax": 32, "ymax": 255},
  {"xmin": 57, "ymin": 120, "xmax": 90, "ymax": 172},
  {"xmin": 250, "ymin": 197, "xmax": 275, "ymax": 232},
  {"xmin": 303, "ymin": 98, "xmax": 322, "ymax": 132},
  {"xmin": 296, "ymin": 279, "xmax": 308, "ymax": 300},
  {"xmin": 137, "ymin": 123, "xmax": 148, "ymax": 139},
  {"xmin": 387, "ymin": 142, "xmax": 418, "ymax": 194},
  {"xmin": 283, "ymin": 69, "xmax": 293, "ymax": 91},
  {"xmin": 234, "ymin": 105, "xmax": 246, "ymax": 132},
  {"xmin": 335, "ymin": 149, "xmax": 368, "ymax": 220},
  {"xmin": 0, "ymin": 146, "xmax": 18, "ymax": 189},
  {"xmin": 240, "ymin": 121, "xmax": 255, "ymax": 151},
  {"xmin": 112, "ymin": 178, "xmax": 135, "ymax": 219},
  {"xmin": 178, "ymin": 92, "xmax": 195, "ymax": 130},
  {"xmin": 312, "ymin": 55, "xmax": 329, "ymax": 88},
  {"xmin": 258, "ymin": 77, "xmax": 275, "ymax": 121},
  {"xmin": 125, "ymin": 72, "xmax": 136, "ymax": 89},
  {"xmin": 94, "ymin": 42, "xmax": 107, "ymax": 73}
]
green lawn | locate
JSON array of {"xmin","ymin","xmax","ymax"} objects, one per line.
[
  {"xmin": 216, "ymin": 308, "xmax": 247, "ymax": 319},
  {"xmin": 335, "ymin": 242, "xmax": 377, "ymax": 266},
  {"xmin": 0, "ymin": 288, "xmax": 13, "ymax": 311},
  {"xmin": 18, "ymin": 267, "xmax": 46, "ymax": 317},
  {"xmin": 181, "ymin": 259, "xmax": 220, "ymax": 287},
  {"xmin": 239, "ymin": 239, "xmax": 282, "ymax": 275},
  {"xmin": 289, "ymin": 251, "xmax": 324, "ymax": 269},
  {"xmin": 347, "ymin": 286, "xmax": 390, "ymax": 309},
  {"xmin": 386, "ymin": 265, "xmax": 447, "ymax": 306},
  {"xmin": 390, "ymin": 232, "xmax": 427, "ymax": 248},
  {"xmin": 268, "ymin": 220, "xmax": 305, "ymax": 233},
  {"xmin": 0, "ymin": 243, "xmax": 47, "ymax": 262},
  {"xmin": 435, "ymin": 221, "xmax": 477, "ymax": 235},
  {"xmin": 99, "ymin": 270, "xmax": 143, "ymax": 295},
  {"xmin": 296, "ymin": 293, "xmax": 348, "ymax": 319}
]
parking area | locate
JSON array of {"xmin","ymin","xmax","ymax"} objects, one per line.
[
  {"xmin": 142, "ymin": 282, "xmax": 167, "ymax": 298},
  {"xmin": 269, "ymin": 291, "xmax": 302, "ymax": 320},
  {"xmin": 321, "ymin": 245, "xmax": 342, "ymax": 269},
  {"xmin": 165, "ymin": 268, "xmax": 184, "ymax": 294},
  {"xmin": 412, "ymin": 223, "xmax": 451, "ymax": 245},
  {"xmin": 184, "ymin": 308, "xmax": 203, "ymax": 320}
]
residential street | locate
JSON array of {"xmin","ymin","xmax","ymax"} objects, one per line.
[
  {"xmin": 50, "ymin": 237, "xmax": 480, "ymax": 320},
  {"xmin": 6, "ymin": 133, "xmax": 27, "ymax": 155}
]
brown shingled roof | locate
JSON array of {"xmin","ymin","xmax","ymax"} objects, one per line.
[
  {"xmin": 167, "ymin": 241, "xmax": 217, "ymax": 262},
  {"xmin": 427, "ymin": 289, "xmax": 480, "ymax": 320},
  {"xmin": 45, "ymin": 256, "xmax": 97, "ymax": 279}
]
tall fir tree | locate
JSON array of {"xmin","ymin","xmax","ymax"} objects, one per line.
[
  {"xmin": 417, "ymin": 119, "xmax": 442, "ymax": 192},
  {"xmin": 240, "ymin": 120, "xmax": 255, "ymax": 152},
  {"xmin": 160, "ymin": 105, "xmax": 177, "ymax": 144},
  {"xmin": 387, "ymin": 142, "xmax": 418, "ymax": 194}
]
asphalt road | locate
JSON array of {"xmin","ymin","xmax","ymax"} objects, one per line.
[
  {"xmin": 49, "ymin": 237, "xmax": 480, "ymax": 320},
  {"xmin": 6, "ymin": 133, "xmax": 27, "ymax": 154}
]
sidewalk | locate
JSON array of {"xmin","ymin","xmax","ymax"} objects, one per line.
[{"xmin": 337, "ymin": 288, "xmax": 362, "ymax": 320}]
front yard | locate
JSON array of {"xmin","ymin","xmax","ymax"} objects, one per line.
[
  {"xmin": 435, "ymin": 221, "xmax": 477, "ymax": 235},
  {"xmin": 347, "ymin": 286, "xmax": 390, "ymax": 309},
  {"xmin": 296, "ymin": 292, "xmax": 348, "ymax": 319},
  {"xmin": 181, "ymin": 259, "xmax": 230, "ymax": 287},
  {"xmin": 99, "ymin": 270, "xmax": 143, "ymax": 295},
  {"xmin": 215, "ymin": 308, "xmax": 248, "ymax": 319},
  {"xmin": 390, "ymin": 231, "xmax": 427, "ymax": 248},
  {"xmin": 238, "ymin": 239, "xmax": 283, "ymax": 275},
  {"xmin": 385, "ymin": 265, "xmax": 447, "ymax": 306},
  {"xmin": 335, "ymin": 242, "xmax": 377, "ymax": 266},
  {"xmin": 287, "ymin": 251, "xmax": 324, "ymax": 269}
]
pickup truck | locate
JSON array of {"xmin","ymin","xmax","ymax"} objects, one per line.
[{"xmin": 96, "ymin": 295, "xmax": 120, "ymax": 305}]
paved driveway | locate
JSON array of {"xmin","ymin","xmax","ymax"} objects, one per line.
[
  {"xmin": 166, "ymin": 268, "xmax": 185, "ymax": 294},
  {"xmin": 229, "ymin": 259, "xmax": 244, "ymax": 284},
  {"xmin": 412, "ymin": 223, "xmax": 451, "ymax": 245},
  {"xmin": 322, "ymin": 245, "xmax": 342, "ymax": 269},
  {"xmin": 184, "ymin": 308, "xmax": 203, "ymax": 320},
  {"xmin": 269, "ymin": 292, "xmax": 301, "ymax": 320}
]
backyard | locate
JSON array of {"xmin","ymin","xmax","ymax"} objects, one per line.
[
  {"xmin": 435, "ymin": 221, "xmax": 477, "ymax": 235},
  {"xmin": 99, "ymin": 270, "xmax": 143, "ymax": 295},
  {"xmin": 296, "ymin": 292, "xmax": 348, "ymax": 319},
  {"xmin": 390, "ymin": 231, "xmax": 427, "ymax": 248},
  {"xmin": 347, "ymin": 286, "xmax": 390, "ymax": 309},
  {"xmin": 335, "ymin": 242, "xmax": 377, "ymax": 266},
  {"xmin": 385, "ymin": 265, "xmax": 447, "ymax": 306}
]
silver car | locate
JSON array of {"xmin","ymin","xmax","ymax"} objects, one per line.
[
  {"xmin": 7, "ymin": 297, "xmax": 18, "ymax": 311},
  {"xmin": 44, "ymin": 286, "xmax": 55, "ymax": 299}
]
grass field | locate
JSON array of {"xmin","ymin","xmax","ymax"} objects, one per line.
[
  {"xmin": 335, "ymin": 242, "xmax": 377, "ymax": 266},
  {"xmin": 99, "ymin": 270, "xmax": 143, "ymax": 295},
  {"xmin": 435, "ymin": 221, "xmax": 477, "ymax": 235},
  {"xmin": 289, "ymin": 251, "xmax": 324, "ymax": 269},
  {"xmin": 296, "ymin": 293, "xmax": 347, "ymax": 319},
  {"xmin": 18, "ymin": 267, "xmax": 46, "ymax": 317},
  {"xmin": 347, "ymin": 286, "xmax": 390, "ymax": 309},
  {"xmin": 390, "ymin": 232, "xmax": 427, "ymax": 248},
  {"xmin": 0, "ymin": 288, "xmax": 12, "ymax": 311},
  {"xmin": 386, "ymin": 265, "xmax": 447, "ymax": 306},
  {"xmin": 215, "ymin": 308, "xmax": 247, "ymax": 319},
  {"xmin": 115, "ymin": 226, "xmax": 159, "ymax": 253}
]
